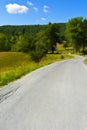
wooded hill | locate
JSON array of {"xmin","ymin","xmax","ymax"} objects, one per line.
[{"xmin": 0, "ymin": 23, "xmax": 66, "ymax": 38}]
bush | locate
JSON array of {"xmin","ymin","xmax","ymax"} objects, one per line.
[
  {"xmin": 81, "ymin": 50, "xmax": 87, "ymax": 55},
  {"xmin": 60, "ymin": 55, "xmax": 64, "ymax": 59}
]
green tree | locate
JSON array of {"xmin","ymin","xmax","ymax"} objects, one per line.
[
  {"xmin": 30, "ymin": 23, "xmax": 60, "ymax": 63},
  {"xmin": 36, "ymin": 30, "xmax": 50, "ymax": 52},
  {"xmin": 65, "ymin": 17, "xmax": 87, "ymax": 53},
  {"xmin": 11, "ymin": 34, "xmax": 34, "ymax": 52},
  {"xmin": 10, "ymin": 35, "xmax": 17, "ymax": 51},
  {"xmin": 81, "ymin": 18, "xmax": 87, "ymax": 51},
  {"xmin": 30, "ymin": 31, "xmax": 48, "ymax": 63},
  {"xmin": 30, "ymin": 42, "xmax": 47, "ymax": 63},
  {"xmin": 46, "ymin": 23, "xmax": 60, "ymax": 53},
  {"xmin": 65, "ymin": 17, "xmax": 83, "ymax": 52},
  {"xmin": 0, "ymin": 33, "xmax": 9, "ymax": 51}
]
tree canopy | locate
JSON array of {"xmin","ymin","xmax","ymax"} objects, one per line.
[{"xmin": 65, "ymin": 17, "xmax": 87, "ymax": 52}]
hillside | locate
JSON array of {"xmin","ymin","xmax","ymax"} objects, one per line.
[{"xmin": 0, "ymin": 23, "xmax": 66, "ymax": 38}]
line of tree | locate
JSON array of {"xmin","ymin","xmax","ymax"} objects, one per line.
[
  {"xmin": 0, "ymin": 23, "xmax": 61, "ymax": 62},
  {"xmin": 65, "ymin": 17, "xmax": 87, "ymax": 53},
  {"xmin": 1, "ymin": 17, "xmax": 87, "ymax": 62},
  {"xmin": 0, "ymin": 23, "xmax": 65, "ymax": 40}
]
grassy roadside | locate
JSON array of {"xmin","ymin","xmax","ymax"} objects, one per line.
[
  {"xmin": 84, "ymin": 56, "xmax": 87, "ymax": 65},
  {"xmin": 0, "ymin": 52, "xmax": 73, "ymax": 87}
]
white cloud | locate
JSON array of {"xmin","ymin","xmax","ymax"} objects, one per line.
[
  {"xmin": 33, "ymin": 7, "xmax": 38, "ymax": 11},
  {"xmin": 43, "ymin": 8, "xmax": 48, "ymax": 13},
  {"xmin": 27, "ymin": 1, "xmax": 33, "ymax": 6},
  {"xmin": 43, "ymin": 5, "xmax": 49, "ymax": 13},
  {"xmin": 27, "ymin": 1, "xmax": 38, "ymax": 12},
  {"xmin": 6, "ymin": 3, "xmax": 28, "ymax": 14},
  {"xmin": 43, "ymin": 5, "xmax": 49, "ymax": 9},
  {"xmin": 41, "ymin": 17, "xmax": 46, "ymax": 21}
]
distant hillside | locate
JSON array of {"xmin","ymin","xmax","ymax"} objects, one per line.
[
  {"xmin": 58, "ymin": 23, "xmax": 66, "ymax": 35},
  {"xmin": 0, "ymin": 23, "xmax": 66, "ymax": 38}
]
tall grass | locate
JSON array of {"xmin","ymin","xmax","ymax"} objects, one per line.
[
  {"xmin": 0, "ymin": 52, "xmax": 73, "ymax": 87},
  {"xmin": 56, "ymin": 44, "xmax": 74, "ymax": 54},
  {"xmin": 84, "ymin": 58, "xmax": 87, "ymax": 65}
]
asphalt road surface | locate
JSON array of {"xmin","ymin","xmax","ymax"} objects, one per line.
[{"xmin": 0, "ymin": 57, "xmax": 87, "ymax": 130}]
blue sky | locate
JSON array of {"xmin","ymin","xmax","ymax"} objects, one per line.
[{"xmin": 0, "ymin": 0, "xmax": 87, "ymax": 25}]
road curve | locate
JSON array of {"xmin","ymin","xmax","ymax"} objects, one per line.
[{"xmin": 0, "ymin": 57, "xmax": 87, "ymax": 130}]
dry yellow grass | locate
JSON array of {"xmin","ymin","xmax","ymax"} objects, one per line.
[{"xmin": 0, "ymin": 52, "xmax": 73, "ymax": 87}]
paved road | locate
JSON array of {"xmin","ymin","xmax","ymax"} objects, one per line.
[{"xmin": 0, "ymin": 57, "xmax": 87, "ymax": 130}]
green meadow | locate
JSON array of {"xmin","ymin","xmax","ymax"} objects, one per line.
[{"xmin": 0, "ymin": 52, "xmax": 73, "ymax": 87}]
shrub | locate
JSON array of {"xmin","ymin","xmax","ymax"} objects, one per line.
[{"xmin": 60, "ymin": 55, "xmax": 64, "ymax": 59}]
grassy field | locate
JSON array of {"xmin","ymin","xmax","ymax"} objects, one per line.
[
  {"xmin": 0, "ymin": 52, "xmax": 73, "ymax": 87},
  {"xmin": 56, "ymin": 44, "xmax": 74, "ymax": 54}
]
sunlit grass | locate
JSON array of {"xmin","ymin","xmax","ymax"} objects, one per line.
[
  {"xmin": 0, "ymin": 52, "xmax": 73, "ymax": 87},
  {"xmin": 84, "ymin": 58, "xmax": 87, "ymax": 65},
  {"xmin": 56, "ymin": 44, "xmax": 74, "ymax": 54}
]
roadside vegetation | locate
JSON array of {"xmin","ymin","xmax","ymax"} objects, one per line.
[
  {"xmin": 84, "ymin": 57, "xmax": 87, "ymax": 65},
  {"xmin": 0, "ymin": 52, "xmax": 73, "ymax": 87},
  {"xmin": 1, "ymin": 16, "xmax": 87, "ymax": 86}
]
